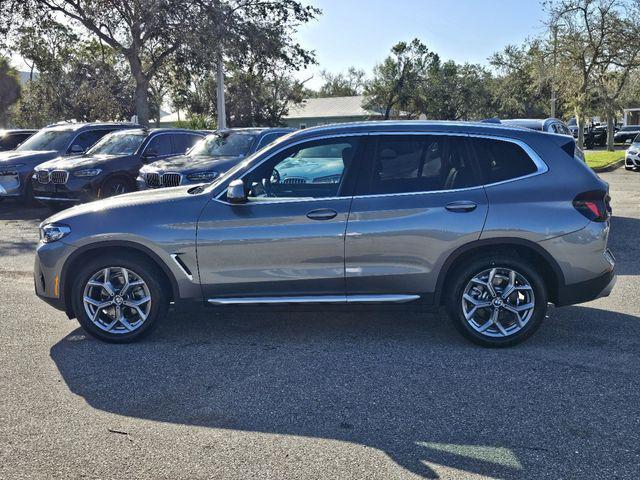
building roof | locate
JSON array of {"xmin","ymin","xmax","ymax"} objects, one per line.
[{"xmin": 285, "ymin": 96, "xmax": 381, "ymax": 120}]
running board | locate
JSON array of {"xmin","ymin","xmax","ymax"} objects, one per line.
[{"xmin": 207, "ymin": 294, "xmax": 420, "ymax": 305}]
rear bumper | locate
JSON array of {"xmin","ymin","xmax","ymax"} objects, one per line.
[{"xmin": 556, "ymin": 268, "xmax": 616, "ymax": 306}]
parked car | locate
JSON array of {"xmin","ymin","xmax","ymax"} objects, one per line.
[
  {"xmin": 34, "ymin": 121, "xmax": 615, "ymax": 347},
  {"xmin": 614, "ymin": 125, "xmax": 640, "ymax": 144},
  {"xmin": 0, "ymin": 129, "xmax": 37, "ymax": 152},
  {"xmin": 624, "ymin": 134, "xmax": 640, "ymax": 170},
  {"xmin": 137, "ymin": 128, "xmax": 293, "ymax": 189},
  {"xmin": 32, "ymin": 128, "xmax": 205, "ymax": 206},
  {"xmin": 0, "ymin": 122, "xmax": 136, "ymax": 201},
  {"xmin": 499, "ymin": 118, "xmax": 585, "ymax": 160}
]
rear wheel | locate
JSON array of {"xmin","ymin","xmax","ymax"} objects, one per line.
[
  {"xmin": 446, "ymin": 255, "xmax": 547, "ymax": 347},
  {"xmin": 71, "ymin": 254, "xmax": 169, "ymax": 343}
]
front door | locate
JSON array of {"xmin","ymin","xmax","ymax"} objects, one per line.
[
  {"xmin": 345, "ymin": 133, "xmax": 488, "ymax": 302},
  {"xmin": 197, "ymin": 136, "xmax": 363, "ymax": 301}
]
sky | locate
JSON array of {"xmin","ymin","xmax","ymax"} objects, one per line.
[
  {"xmin": 295, "ymin": 0, "xmax": 548, "ymax": 89},
  {"xmin": 9, "ymin": 0, "xmax": 549, "ymax": 90}
]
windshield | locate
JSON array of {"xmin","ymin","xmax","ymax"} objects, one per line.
[
  {"xmin": 633, "ymin": 133, "xmax": 640, "ymax": 144},
  {"xmin": 87, "ymin": 132, "xmax": 146, "ymax": 155},
  {"xmin": 16, "ymin": 129, "xmax": 75, "ymax": 152},
  {"xmin": 190, "ymin": 132, "xmax": 257, "ymax": 157}
]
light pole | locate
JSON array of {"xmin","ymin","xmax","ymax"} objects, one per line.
[{"xmin": 216, "ymin": 44, "xmax": 226, "ymax": 130}]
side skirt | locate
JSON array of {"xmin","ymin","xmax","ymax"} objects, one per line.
[{"xmin": 207, "ymin": 294, "xmax": 420, "ymax": 305}]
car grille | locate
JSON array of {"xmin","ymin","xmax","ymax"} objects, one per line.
[
  {"xmin": 50, "ymin": 170, "xmax": 68, "ymax": 184},
  {"xmin": 36, "ymin": 171, "xmax": 50, "ymax": 184},
  {"xmin": 162, "ymin": 173, "xmax": 182, "ymax": 187},
  {"xmin": 283, "ymin": 177, "xmax": 306, "ymax": 184},
  {"xmin": 145, "ymin": 172, "xmax": 182, "ymax": 188},
  {"xmin": 145, "ymin": 173, "xmax": 161, "ymax": 188}
]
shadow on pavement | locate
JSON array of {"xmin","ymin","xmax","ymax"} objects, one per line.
[
  {"xmin": 0, "ymin": 199, "xmax": 49, "ymax": 221},
  {"xmin": 608, "ymin": 216, "xmax": 640, "ymax": 276},
  {"xmin": 50, "ymin": 305, "xmax": 640, "ymax": 479}
]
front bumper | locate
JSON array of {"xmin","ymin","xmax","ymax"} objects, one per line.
[
  {"xmin": 34, "ymin": 239, "xmax": 77, "ymax": 314},
  {"xmin": 625, "ymin": 152, "xmax": 640, "ymax": 168},
  {"xmin": 31, "ymin": 175, "xmax": 98, "ymax": 204}
]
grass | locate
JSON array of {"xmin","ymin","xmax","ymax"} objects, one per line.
[{"xmin": 584, "ymin": 149, "xmax": 625, "ymax": 170}]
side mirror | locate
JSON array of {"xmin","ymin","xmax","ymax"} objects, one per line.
[
  {"xmin": 69, "ymin": 144, "xmax": 85, "ymax": 154},
  {"xmin": 227, "ymin": 179, "xmax": 247, "ymax": 204}
]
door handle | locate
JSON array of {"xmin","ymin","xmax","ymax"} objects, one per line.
[
  {"xmin": 306, "ymin": 208, "xmax": 338, "ymax": 220},
  {"xmin": 445, "ymin": 201, "xmax": 477, "ymax": 213}
]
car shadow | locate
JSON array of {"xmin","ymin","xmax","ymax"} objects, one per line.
[
  {"xmin": 50, "ymin": 304, "xmax": 640, "ymax": 478},
  {"xmin": 0, "ymin": 200, "xmax": 50, "ymax": 221}
]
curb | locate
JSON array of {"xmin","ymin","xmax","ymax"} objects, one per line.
[{"xmin": 593, "ymin": 158, "xmax": 625, "ymax": 173}]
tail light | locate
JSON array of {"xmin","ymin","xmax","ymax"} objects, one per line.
[{"xmin": 573, "ymin": 190, "xmax": 611, "ymax": 222}]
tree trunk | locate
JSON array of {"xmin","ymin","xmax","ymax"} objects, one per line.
[
  {"xmin": 606, "ymin": 114, "xmax": 615, "ymax": 151},
  {"xmin": 134, "ymin": 79, "xmax": 150, "ymax": 127},
  {"xmin": 577, "ymin": 115, "xmax": 585, "ymax": 150}
]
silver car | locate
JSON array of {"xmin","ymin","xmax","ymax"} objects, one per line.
[
  {"xmin": 34, "ymin": 121, "xmax": 616, "ymax": 347},
  {"xmin": 624, "ymin": 134, "xmax": 640, "ymax": 170}
]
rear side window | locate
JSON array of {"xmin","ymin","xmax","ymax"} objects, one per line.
[
  {"xmin": 367, "ymin": 135, "xmax": 478, "ymax": 194},
  {"xmin": 470, "ymin": 137, "xmax": 537, "ymax": 184},
  {"xmin": 172, "ymin": 133, "xmax": 202, "ymax": 154},
  {"xmin": 145, "ymin": 135, "xmax": 173, "ymax": 156},
  {"xmin": 72, "ymin": 129, "xmax": 114, "ymax": 151}
]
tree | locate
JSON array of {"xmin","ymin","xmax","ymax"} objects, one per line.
[
  {"xmin": 0, "ymin": 57, "xmax": 21, "ymax": 127},
  {"xmin": 547, "ymin": 0, "xmax": 640, "ymax": 148},
  {"xmin": 364, "ymin": 39, "xmax": 436, "ymax": 119},
  {"xmin": 490, "ymin": 42, "xmax": 552, "ymax": 119},
  {"xmin": 316, "ymin": 67, "xmax": 366, "ymax": 97},
  {"xmin": 2, "ymin": 0, "xmax": 319, "ymax": 126},
  {"xmin": 416, "ymin": 59, "xmax": 494, "ymax": 121}
]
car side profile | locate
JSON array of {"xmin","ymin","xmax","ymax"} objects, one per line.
[
  {"xmin": 614, "ymin": 125, "xmax": 640, "ymax": 144},
  {"xmin": 137, "ymin": 127, "xmax": 293, "ymax": 189},
  {"xmin": 0, "ymin": 129, "xmax": 37, "ymax": 152},
  {"xmin": 32, "ymin": 128, "xmax": 205, "ymax": 206},
  {"xmin": 34, "ymin": 121, "xmax": 615, "ymax": 347},
  {"xmin": 0, "ymin": 122, "xmax": 136, "ymax": 201}
]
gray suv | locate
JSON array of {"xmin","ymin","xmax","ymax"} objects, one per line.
[{"xmin": 34, "ymin": 121, "xmax": 616, "ymax": 346}]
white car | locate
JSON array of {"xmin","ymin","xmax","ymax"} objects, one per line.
[{"xmin": 624, "ymin": 134, "xmax": 640, "ymax": 170}]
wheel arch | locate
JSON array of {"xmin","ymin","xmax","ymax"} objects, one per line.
[
  {"xmin": 435, "ymin": 237, "xmax": 565, "ymax": 305},
  {"xmin": 61, "ymin": 241, "xmax": 179, "ymax": 318}
]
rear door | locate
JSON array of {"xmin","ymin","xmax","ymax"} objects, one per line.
[{"xmin": 345, "ymin": 133, "xmax": 488, "ymax": 301}]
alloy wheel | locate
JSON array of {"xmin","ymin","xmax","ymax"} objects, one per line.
[
  {"xmin": 461, "ymin": 267, "xmax": 535, "ymax": 338},
  {"xmin": 82, "ymin": 267, "xmax": 152, "ymax": 334}
]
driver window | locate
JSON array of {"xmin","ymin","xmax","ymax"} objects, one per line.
[{"xmin": 242, "ymin": 137, "xmax": 359, "ymax": 200}]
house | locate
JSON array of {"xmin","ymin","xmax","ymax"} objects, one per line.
[
  {"xmin": 623, "ymin": 108, "xmax": 640, "ymax": 126},
  {"xmin": 283, "ymin": 95, "xmax": 385, "ymax": 129}
]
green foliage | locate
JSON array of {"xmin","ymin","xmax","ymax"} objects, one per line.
[
  {"xmin": 315, "ymin": 68, "xmax": 366, "ymax": 98},
  {"xmin": 0, "ymin": 56, "xmax": 21, "ymax": 126}
]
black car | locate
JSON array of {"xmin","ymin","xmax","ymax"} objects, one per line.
[
  {"xmin": 0, "ymin": 129, "xmax": 37, "ymax": 151},
  {"xmin": 0, "ymin": 122, "xmax": 136, "ymax": 201},
  {"xmin": 137, "ymin": 128, "xmax": 293, "ymax": 189},
  {"xmin": 614, "ymin": 125, "xmax": 640, "ymax": 144},
  {"xmin": 501, "ymin": 118, "xmax": 573, "ymax": 136},
  {"xmin": 32, "ymin": 128, "xmax": 205, "ymax": 206}
]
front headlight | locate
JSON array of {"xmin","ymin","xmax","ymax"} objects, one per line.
[
  {"xmin": 73, "ymin": 168, "xmax": 102, "ymax": 177},
  {"xmin": 0, "ymin": 163, "xmax": 25, "ymax": 175},
  {"xmin": 187, "ymin": 171, "xmax": 219, "ymax": 181},
  {"xmin": 40, "ymin": 224, "xmax": 71, "ymax": 243}
]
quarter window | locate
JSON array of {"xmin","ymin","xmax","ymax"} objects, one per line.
[
  {"xmin": 367, "ymin": 135, "xmax": 478, "ymax": 194},
  {"xmin": 240, "ymin": 137, "xmax": 360, "ymax": 200},
  {"xmin": 470, "ymin": 137, "xmax": 538, "ymax": 183}
]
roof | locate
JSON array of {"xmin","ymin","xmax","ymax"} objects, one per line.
[
  {"xmin": 44, "ymin": 122, "xmax": 140, "ymax": 132},
  {"xmin": 285, "ymin": 96, "xmax": 381, "ymax": 120}
]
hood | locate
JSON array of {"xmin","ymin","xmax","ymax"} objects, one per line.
[
  {"xmin": 146, "ymin": 154, "xmax": 242, "ymax": 172},
  {"xmin": 0, "ymin": 150, "xmax": 58, "ymax": 166},
  {"xmin": 36, "ymin": 153, "xmax": 128, "ymax": 170},
  {"xmin": 45, "ymin": 185, "xmax": 199, "ymax": 225}
]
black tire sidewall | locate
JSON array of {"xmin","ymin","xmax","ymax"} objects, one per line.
[
  {"xmin": 447, "ymin": 255, "xmax": 548, "ymax": 347},
  {"xmin": 100, "ymin": 176, "xmax": 133, "ymax": 198},
  {"xmin": 71, "ymin": 254, "xmax": 168, "ymax": 343}
]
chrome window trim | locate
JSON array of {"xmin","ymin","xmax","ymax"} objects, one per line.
[{"xmin": 212, "ymin": 130, "xmax": 549, "ymax": 205}]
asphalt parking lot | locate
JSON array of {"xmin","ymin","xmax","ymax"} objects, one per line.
[{"xmin": 1, "ymin": 168, "xmax": 639, "ymax": 480}]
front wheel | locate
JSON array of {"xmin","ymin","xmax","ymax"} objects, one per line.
[
  {"xmin": 99, "ymin": 177, "xmax": 134, "ymax": 198},
  {"xmin": 71, "ymin": 254, "xmax": 169, "ymax": 343},
  {"xmin": 446, "ymin": 255, "xmax": 547, "ymax": 347}
]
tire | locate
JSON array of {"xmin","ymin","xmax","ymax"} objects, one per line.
[
  {"xmin": 70, "ymin": 253, "xmax": 169, "ymax": 343},
  {"xmin": 446, "ymin": 254, "xmax": 548, "ymax": 347},
  {"xmin": 99, "ymin": 176, "xmax": 134, "ymax": 199}
]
